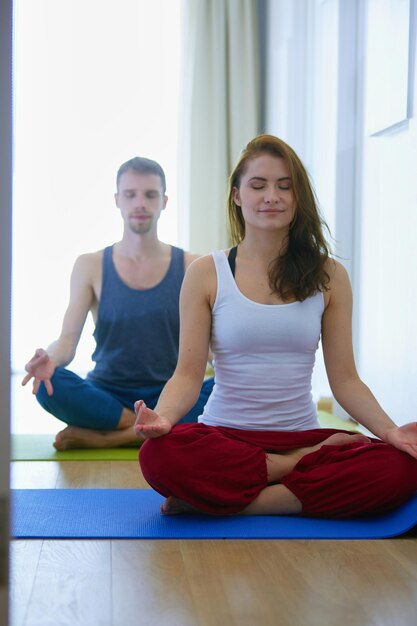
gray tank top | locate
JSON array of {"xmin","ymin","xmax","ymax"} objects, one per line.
[{"xmin": 88, "ymin": 245, "xmax": 184, "ymax": 387}]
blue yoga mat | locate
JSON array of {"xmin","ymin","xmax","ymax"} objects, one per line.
[{"xmin": 11, "ymin": 489, "xmax": 417, "ymax": 539}]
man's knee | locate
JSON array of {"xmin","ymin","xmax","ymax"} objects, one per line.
[
  {"xmin": 35, "ymin": 380, "xmax": 49, "ymax": 407},
  {"xmin": 179, "ymin": 377, "xmax": 214, "ymax": 423},
  {"xmin": 35, "ymin": 368, "xmax": 68, "ymax": 410}
]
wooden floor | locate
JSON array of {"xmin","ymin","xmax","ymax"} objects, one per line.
[{"xmin": 10, "ymin": 459, "xmax": 417, "ymax": 626}]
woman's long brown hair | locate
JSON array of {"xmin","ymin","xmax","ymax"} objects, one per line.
[{"xmin": 227, "ymin": 134, "xmax": 331, "ymax": 301}]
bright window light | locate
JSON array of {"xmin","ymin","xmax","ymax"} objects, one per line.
[{"xmin": 12, "ymin": 0, "xmax": 181, "ymax": 373}]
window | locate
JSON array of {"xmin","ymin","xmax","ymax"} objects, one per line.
[{"xmin": 12, "ymin": 0, "xmax": 181, "ymax": 373}]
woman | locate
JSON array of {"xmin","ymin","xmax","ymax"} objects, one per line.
[{"xmin": 134, "ymin": 134, "xmax": 417, "ymax": 518}]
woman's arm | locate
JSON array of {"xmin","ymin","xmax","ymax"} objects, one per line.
[
  {"xmin": 134, "ymin": 255, "xmax": 215, "ymax": 438},
  {"xmin": 321, "ymin": 261, "xmax": 411, "ymax": 444}
]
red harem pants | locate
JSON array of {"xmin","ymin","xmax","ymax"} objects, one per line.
[{"xmin": 138, "ymin": 423, "xmax": 417, "ymax": 518}]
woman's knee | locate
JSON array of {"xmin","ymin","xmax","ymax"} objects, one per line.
[
  {"xmin": 285, "ymin": 443, "xmax": 417, "ymax": 518},
  {"xmin": 382, "ymin": 447, "xmax": 417, "ymax": 495},
  {"xmin": 139, "ymin": 425, "xmax": 203, "ymax": 492},
  {"xmin": 139, "ymin": 437, "xmax": 176, "ymax": 495}
]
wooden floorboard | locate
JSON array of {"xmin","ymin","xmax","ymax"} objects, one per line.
[{"xmin": 10, "ymin": 460, "xmax": 417, "ymax": 626}]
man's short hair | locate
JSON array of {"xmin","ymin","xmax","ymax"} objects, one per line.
[{"xmin": 116, "ymin": 157, "xmax": 166, "ymax": 193}]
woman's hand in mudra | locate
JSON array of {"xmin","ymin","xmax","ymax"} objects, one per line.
[
  {"xmin": 133, "ymin": 400, "xmax": 172, "ymax": 439},
  {"xmin": 385, "ymin": 422, "xmax": 417, "ymax": 459}
]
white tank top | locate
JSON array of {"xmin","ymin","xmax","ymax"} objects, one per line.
[{"xmin": 199, "ymin": 250, "xmax": 324, "ymax": 431}]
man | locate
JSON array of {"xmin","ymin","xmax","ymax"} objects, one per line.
[{"xmin": 22, "ymin": 157, "xmax": 214, "ymax": 450}]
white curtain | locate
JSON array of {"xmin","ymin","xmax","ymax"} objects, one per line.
[{"xmin": 178, "ymin": 0, "xmax": 260, "ymax": 254}]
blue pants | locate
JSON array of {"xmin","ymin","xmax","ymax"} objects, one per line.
[{"xmin": 36, "ymin": 367, "xmax": 215, "ymax": 430}]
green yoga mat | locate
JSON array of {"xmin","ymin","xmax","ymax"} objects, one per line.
[
  {"xmin": 11, "ymin": 434, "xmax": 140, "ymax": 461},
  {"xmin": 10, "ymin": 411, "xmax": 359, "ymax": 461}
]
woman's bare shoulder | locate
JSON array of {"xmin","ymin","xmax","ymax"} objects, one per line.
[
  {"xmin": 324, "ymin": 258, "xmax": 350, "ymax": 283},
  {"xmin": 184, "ymin": 249, "xmax": 225, "ymax": 271},
  {"xmin": 185, "ymin": 253, "xmax": 216, "ymax": 277},
  {"xmin": 182, "ymin": 253, "xmax": 218, "ymax": 305},
  {"xmin": 323, "ymin": 258, "xmax": 352, "ymax": 309}
]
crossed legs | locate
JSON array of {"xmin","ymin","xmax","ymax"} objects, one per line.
[
  {"xmin": 53, "ymin": 407, "xmax": 138, "ymax": 450},
  {"xmin": 37, "ymin": 368, "xmax": 214, "ymax": 450},
  {"xmin": 161, "ymin": 431, "xmax": 370, "ymax": 515}
]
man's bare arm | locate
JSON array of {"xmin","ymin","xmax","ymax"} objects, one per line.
[{"xmin": 22, "ymin": 252, "xmax": 99, "ymax": 394}]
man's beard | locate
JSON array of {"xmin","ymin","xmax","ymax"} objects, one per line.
[{"xmin": 128, "ymin": 217, "xmax": 153, "ymax": 234}]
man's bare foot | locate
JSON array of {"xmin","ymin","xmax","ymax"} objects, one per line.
[
  {"xmin": 160, "ymin": 496, "xmax": 201, "ymax": 515},
  {"xmin": 53, "ymin": 425, "xmax": 139, "ymax": 451}
]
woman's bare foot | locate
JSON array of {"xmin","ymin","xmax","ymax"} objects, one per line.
[
  {"xmin": 248, "ymin": 434, "xmax": 372, "ymax": 515},
  {"xmin": 53, "ymin": 425, "xmax": 139, "ymax": 450},
  {"xmin": 288, "ymin": 432, "xmax": 371, "ymax": 465},
  {"xmin": 159, "ymin": 434, "xmax": 372, "ymax": 517},
  {"xmin": 300, "ymin": 432, "xmax": 371, "ymax": 456},
  {"xmin": 266, "ymin": 432, "xmax": 371, "ymax": 483},
  {"xmin": 160, "ymin": 496, "xmax": 201, "ymax": 515}
]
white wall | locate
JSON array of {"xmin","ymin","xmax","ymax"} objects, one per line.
[
  {"xmin": 265, "ymin": 0, "xmax": 417, "ymax": 424},
  {"xmin": 357, "ymin": 0, "xmax": 417, "ymax": 424}
]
